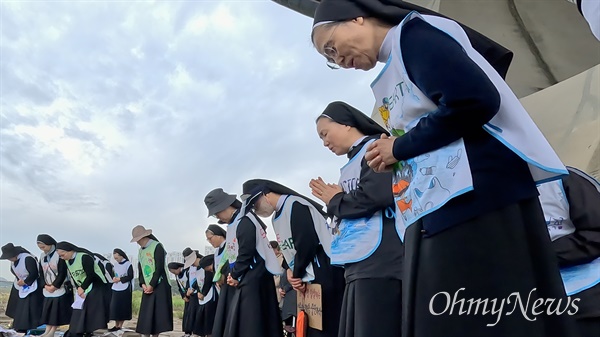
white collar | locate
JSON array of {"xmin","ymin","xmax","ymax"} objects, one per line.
[
  {"xmin": 276, "ymin": 194, "xmax": 288, "ymax": 212},
  {"xmin": 378, "ymin": 27, "xmax": 395, "ymax": 63}
]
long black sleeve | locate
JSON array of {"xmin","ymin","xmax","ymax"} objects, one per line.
[
  {"xmin": 231, "ymin": 217, "xmax": 256, "ymax": 280},
  {"xmin": 290, "ymin": 202, "xmax": 320, "ymax": 279},
  {"xmin": 201, "ymin": 271, "xmax": 214, "ymax": 296},
  {"xmin": 138, "ymin": 262, "xmax": 144, "ymax": 287},
  {"xmin": 80, "ymin": 254, "xmax": 97, "ymax": 290},
  {"xmin": 392, "ymin": 19, "xmax": 501, "ymax": 161},
  {"xmin": 23, "ymin": 256, "xmax": 39, "ymax": 286},
  {"xmin": 119, "ymin": 265, "xmax": 134, "ymax": 283},
  {"xmin": 149, "ymin": 244, "xmax": 166, "ymax": 288},
  {"xmin": 328, "ymin": 144, "xmax": 394, "ymax": 219},
  {"xmin": 552, "ymin": 172, "xmax": 600, "ymax": 267},
  {"xmin": 97, "ymin": 262, "xmax": 108, "ymax": 282},
  {"xmin": 106, "ymin": 263, "xmax": 115, "ymax": 278},
  {"xmin": 51, "ymin": 258, "xmax": 68, "ymax": 288}
]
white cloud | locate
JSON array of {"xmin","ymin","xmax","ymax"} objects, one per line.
[{"xmin": 0, "ymin": 1, "xmax": 380, "ymax": 278}]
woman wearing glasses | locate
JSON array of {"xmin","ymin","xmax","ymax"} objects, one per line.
[
  {"xmin": 310, "ymin": 1, "xmax": 576, "ymax": 336},
  {"xmin": 204, "ymin": 188, "xmax": 283, "ymax": 337}
]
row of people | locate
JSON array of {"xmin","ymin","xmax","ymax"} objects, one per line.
[{"xmin": 193, "ymin": 99, "xmax": 599, "ymax": 337}]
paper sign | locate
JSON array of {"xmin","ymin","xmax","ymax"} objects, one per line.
[
  {"xmin": 72, "ymin": 294, "xmax": 85, "ymax": 309},
  {"xmin": 297, "ymin": 283, "xmax": 323, "ymax": 330}
]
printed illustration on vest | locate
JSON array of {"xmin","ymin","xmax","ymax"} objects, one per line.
[
  {"xmin": 394, "ymin": 160, "xmax": 417, "ymax": 218},
  {"xmin": 547, "ymin": 217, "xmax": 566, "ymax": 232},
  {"xmin": 279, "ymin": 236, "xmax": 294, "ymax": 251},
  {"xmin": 226, "ymin": 238, "xmax": 237, "ymax": 253},
  {"xmin": 393, "ymin": 154, "xmax": 454, "ymax": 221},
  {"xmin": 328, "ymin": 219, "xmax": 340, "ymax": 236},
  {"xmin": 378, "ymin": 96, "xmax": 405, "ymax": 137},
  {"xmin": 70, "ymin": 268, "xmax": 85, "ymax": 281}
]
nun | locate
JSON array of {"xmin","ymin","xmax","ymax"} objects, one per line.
[
  {"xmin": 310, "ymin": 1, "xmax": 576, "ymax": 336},
  {"xmin": 130, "ymin": 225, "xmax": 173, "ymax": 337},
  {"xmin": 196, "ymin": 254, "xmax": 218, "ymax": 337},
  {"xmin": 92, "ymin": 252, "xmax": 114, "ymax": 322},
  {"xmin": 37, "ymin": 234, "xmax": 73, "ymax": 337},
  {"xmin": 308, "ymin": 102, "xmax": 403, "ymax": 337},
  {"xmin": 109, "ymin": 248, "xmax": 133, "ymax": 331},
  {"xmin": 0, "ymin": 243, "xmax": 44, "ymax": 332},
  {"xmin": 538, "ymin": 167, "xmax": 600, "ymax": 337},
  {"xmin": 203, "ymin": 224, "xmax": 229, "ymax": 337},
  {"xmin": 168, "ymin": 261, "xmax": 189, "ymax": 326},
  {"xmin": 243, "ymin": 179, "xmax": 345, "ymax": 337},
  {"xmin": 203, "ymin": 188, "xmax": 283, "ymax": 337},
  {"xmin": 182, "ymin": 248, "xmax": 201, "ymax": 337},
  {"xmin": 55, "ymin": 241, "xmax": 108, "ymax": 337}
]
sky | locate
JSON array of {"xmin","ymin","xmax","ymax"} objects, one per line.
[{"xmin": 0, "ymin": 0, "xmax": 384, "ymax": 278}]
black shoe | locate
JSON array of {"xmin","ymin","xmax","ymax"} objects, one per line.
[{"xmin": 108, "ymin": 327, "xmax": 120, "ymax": 332}]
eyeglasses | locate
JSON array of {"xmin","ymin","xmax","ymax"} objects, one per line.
[
  {"xmin": 322, "ymin": 25, "xmax": 340, "ymax": 70},
  {"xmin": 206, "ymin": 235, "xmax": 215, "ymax": 242}
]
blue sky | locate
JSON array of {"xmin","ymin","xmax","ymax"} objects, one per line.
[{"xmin": 0, "ymin": 1, "xmax": 384, "ymax": 277}]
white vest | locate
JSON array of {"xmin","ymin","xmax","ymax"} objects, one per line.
[
  {"xmin": 272, "ymin": 195, "xmax": 332, "ymax": 282},
  {"xmin": 196, "ymin": 268, "xmax": 214, "ymax": 305},
  {"xmin": 188, "ymin": 266, "xmax": 198, "ymax": 291},
  {"xmin": 40, "ymin": 250, "xmax": 67, "ymax": 297},
  {"xmin": 111, "ymin": 260, "xmax": 132, "ymax": 291},
  {"xmin": 176, "ymin": 270, "xmax": 188, "ymax": 294},
  {"xmin": 538, "ymin": 170, "xmax": 600, "ymax": 295},
  {"xmin": 226, "ymin": 209, "xmax": 283, "ymax": 276},
  {"xmin": 11, "ymin": 253, "xmax": 38, "ymax": 298},
  {"xmin": 331, "ymin": 139, "xmax": 384, "ymax": 265},
  {"xmin": 371, "ymin": 12, "xmax": 567, "ymax": 240},
  {"xmin": 213, "ymin": 242, "xmax": 226, "ymax": 283}
]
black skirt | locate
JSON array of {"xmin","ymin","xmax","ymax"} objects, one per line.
[
  {"xmin": 311, "ymin": 249, "xmax": 346, "ymax": 337},
  {"xmin": 223, "ymin": 267, "xmax": 283, "ymax": 337},
  {"xmin": 70, "ymin": 284, "xmax": 108, "ymax": 334},
  {"xmin": 194, "ymin": 288, "xmax": 219, "ymax": 336},
  {"xmin": 109, "ymin": 287, "xmax": 132, "ymax": 321},
  {"xmin": 102, "ymin": 283, "xmax": 112, "ymax": 320},
  {"xmin": 182, "ymin": 294, "xmax": 200, "ymax": 334},
  {"xmin": 41, "ymin": 291, "xmax": 73, "ymax": 326},
  {"xmin": 576, "ymin": 317, "xmax": 600, "ymax": 337},
  {"xmin": 10, "ymin": 286, "xmax": 44, "ymax": 331},
  {"xmin": 338, "ymin": 278, "xmax": 402, "ymax": 337},
  {"xmin": 211, "ymin": 282, "xmax": 235, "ymax": 337},
  {"xmin": 136, "ymin": 279, "xmax": 173, "ymax": 334},
  {"xmin": 403, "ymin": 197, "xmax": 579, "ymax": 337},
  {"xmin": 5, "ymin": 286, "xmax": 19, "ymax": 319}
]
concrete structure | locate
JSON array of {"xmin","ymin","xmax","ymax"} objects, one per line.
[{"xmin": 272, "ymin": 0, "xmax": 600, "ymax": 178}]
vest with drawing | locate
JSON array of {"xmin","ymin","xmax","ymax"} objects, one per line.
[
  {"xmin": 225, "ymin": 209, "xmax": 283, "ymax": 276},
  {"xmin": 371, "ymin": 12, "xmax": 567, "ymax": 240},
  {"xmin": 188, "ymin": 265, "xmax": 198, "ymax": 293},
  {"xmin": 112, "ymin": 260, "xmax": 132, "ymax": 291},
  {"xmin": 66, "ymin": 252, "xmax": 105, "ymax": 294},
  {"xmin": 176, "ymin": 270, "xmax": 188, "ymax": 296},
  {"xmin": 273, "ymin": 195, "xmax": 332, "ymax": 282},
  {"xmin": 331, "ymin": 138, "xmax": 386, "ymax": 265},
  {"xmin": 196, "ymin": 267, "xmax": 214, "ymax": 305},
  {"xmin": 538, "ymin": 171, "xmax": 600, "ymax": 296},
  {"xmin": 40, "ymin": 250, "xmax": 67, "ymax": 297},
  {"xmin": 11, "ymin": 253, "xmax": 38, "ymax": 298},
  {"xmin": 213, "ymin": 242, "xmax": 227, "ymax": 283},
  {"xmin": 138, "ymin": 240, "xmax": 166, "ymax": 285}
]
